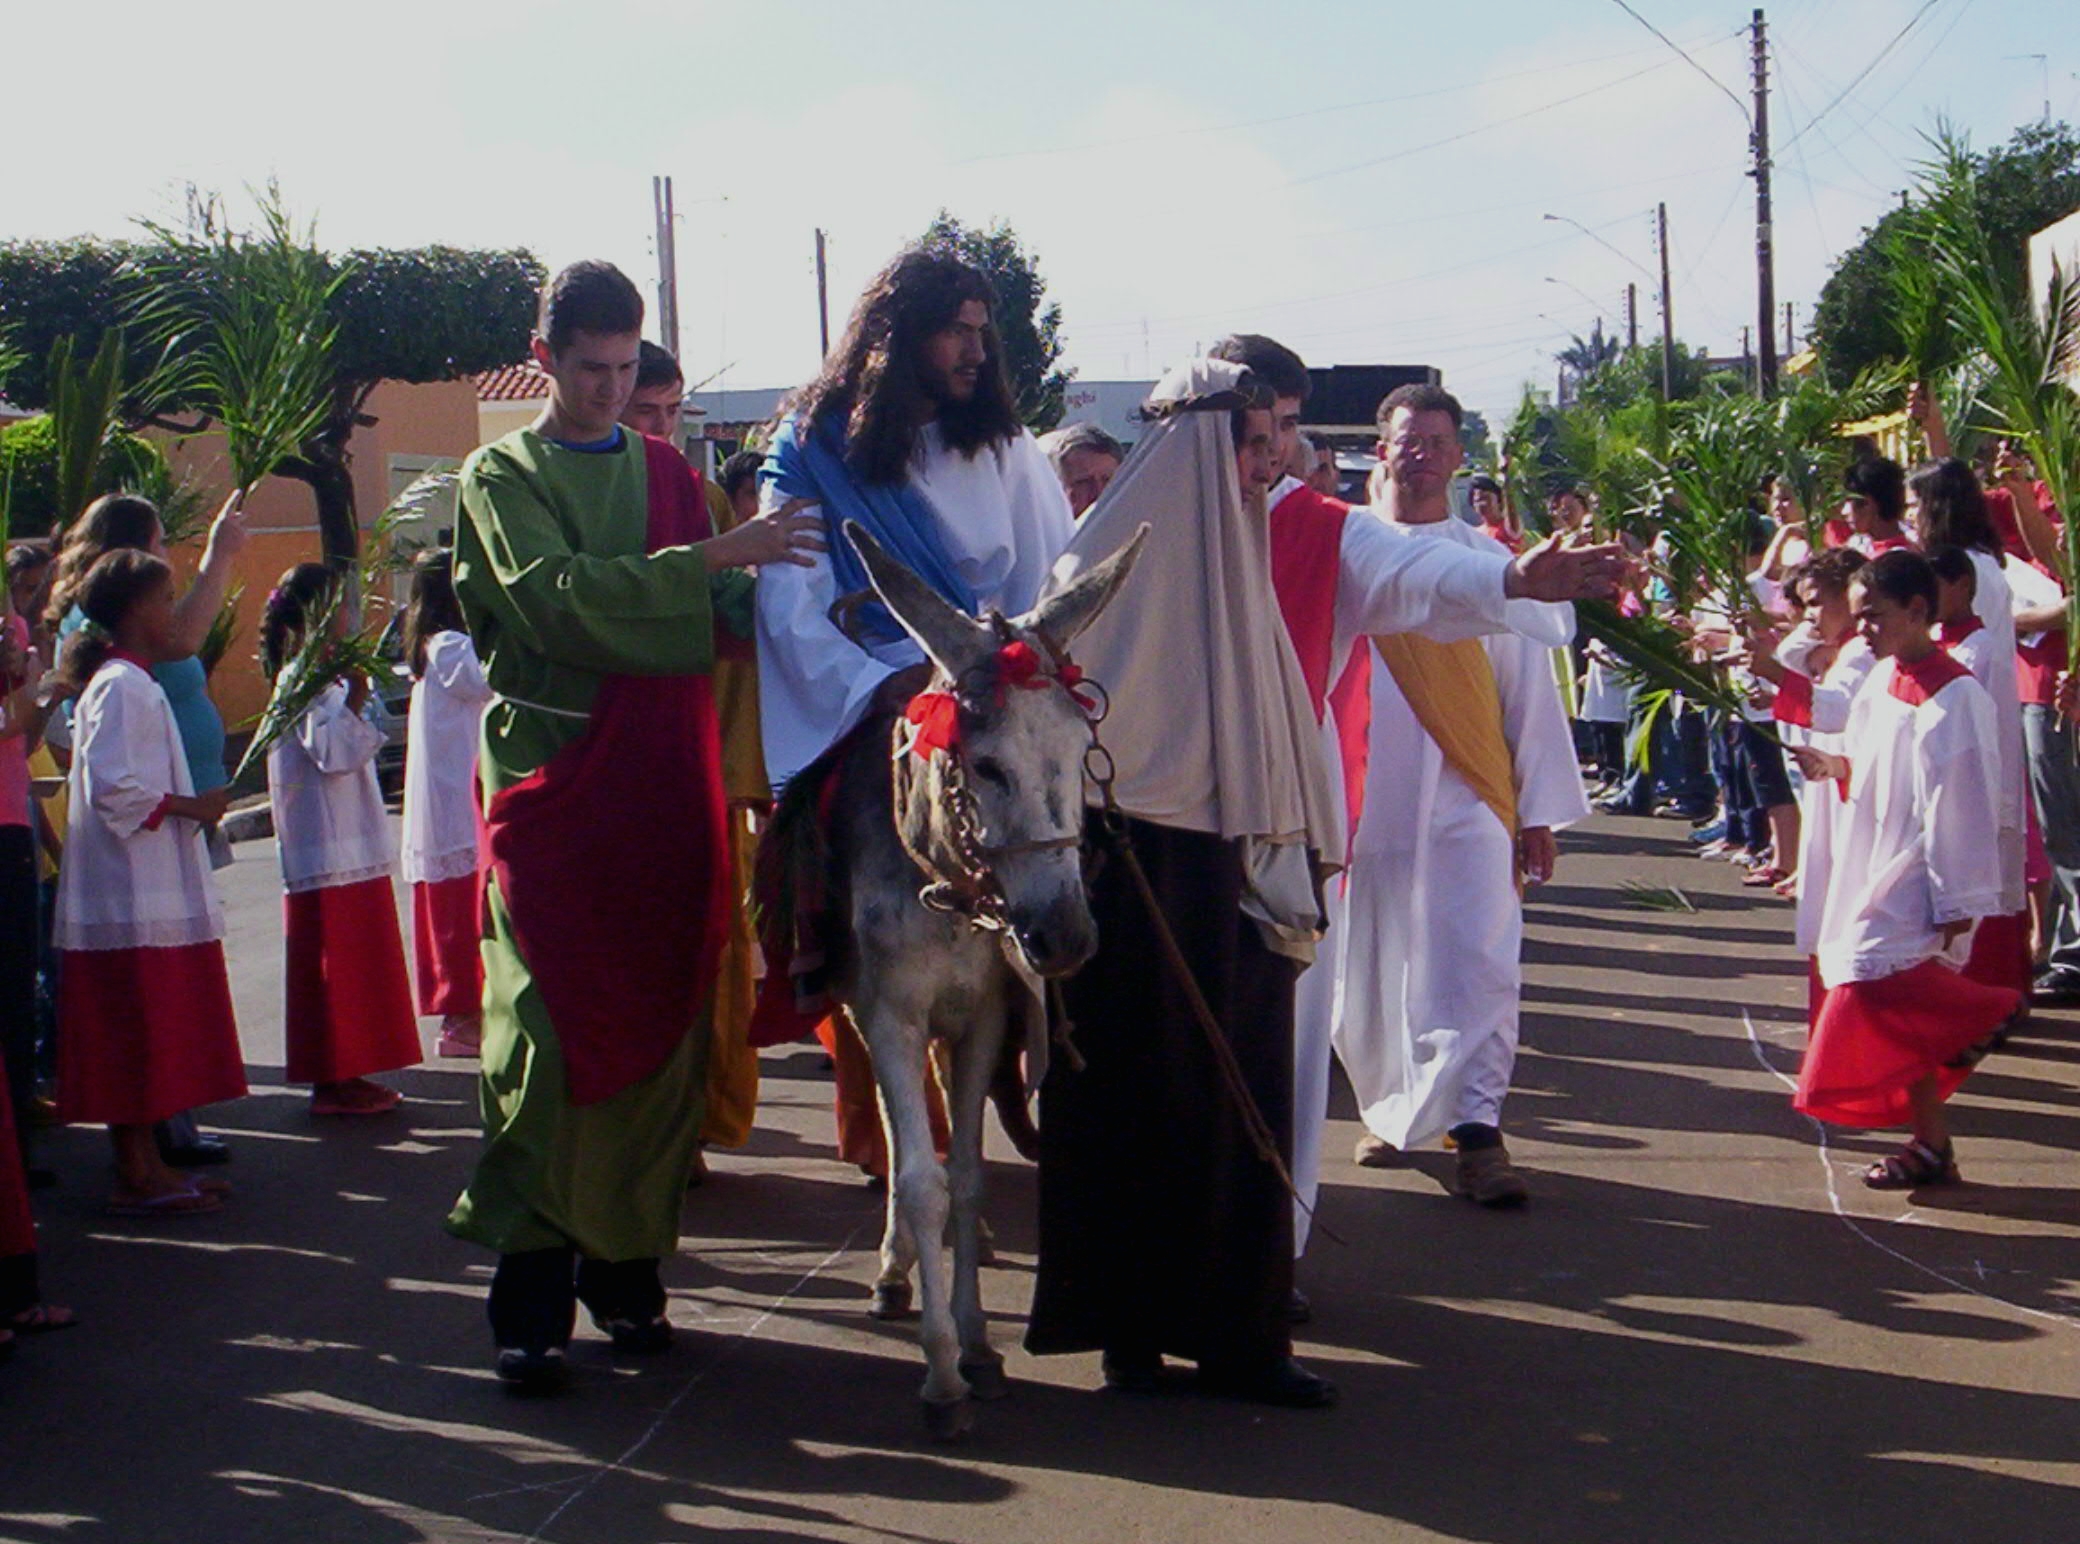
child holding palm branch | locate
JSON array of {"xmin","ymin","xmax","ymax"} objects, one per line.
[{"xmin": 262, "ymin": 565, "xmax": 421, "ymax": 1115}]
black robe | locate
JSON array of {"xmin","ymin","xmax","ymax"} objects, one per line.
[{"xmin": 1027, "ymin": 816, "xmax": 1299, "ymax": 1370}]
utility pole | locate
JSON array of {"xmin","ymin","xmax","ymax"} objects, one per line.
[
  {"xmin": 1657, "ymin": 201, "xmax": 1675, "ymax": 401},
  {"xmin": 1783, "ymin": 300, "xmax": 1795, "ymax": 357},
  {"xmin": 1741, "ymin": 325, "xmax": 1754, "ymax": 389},
  {"xmin": 1750, "ymin": 9, "xmax": 1778, "ymax": 397},
  {"xmin": 814, "ymin": 228, "xmax": 831, "ymax": 359},
  {"xmin": 1626, "ymin": 282, "xmax": 1639, "ymax": 349},
  {"xmin": 651, "ymin": 176, "xmax": 680, "ymax": 364}
]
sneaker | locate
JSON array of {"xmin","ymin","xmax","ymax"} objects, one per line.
[
  {"xmin": 436, "ymin": 1016, "xmax": 482, "ymax": 1058},
  {"xmin": 1688, "ymin": 821, "xmax": 1728, "ymax": 845},
  {"xmin": 2032, "ymin": 969, "xmax": 2080, "ymax": 1006},
  {"xmin": 1456, "ymin": 1143, "xmax": 1530, "ymax": 1208}
]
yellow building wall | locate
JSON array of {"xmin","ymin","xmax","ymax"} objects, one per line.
[{"xmin": 157, "ymin": 378, "xmax": 481, "ymax": 731}]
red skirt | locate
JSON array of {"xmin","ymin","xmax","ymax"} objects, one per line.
[
  {"xmin": 0, "ymin": 1057, "xmax": 34, "ymax": 1262},
  {"xmin": 1796, "ymin": 957, "xmax": 2019, "ymax": 1128},
  {"xmin": 284, "ymin": 877, "xmax": 423, "ymax": 1084},
  {"xmin": 411, "ymin": 875, "xmax": 483, "ymax": 1018},
  {"xmin": 57, "ymin": 941, "xmax": 247, "ymax": 1126},
  {"xmin": 1962, "ymin": 910, "xmax": 2033, "ymax": 996}
]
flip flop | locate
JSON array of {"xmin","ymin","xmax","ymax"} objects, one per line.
[
  {"xmin": 105, "ymin": 1187, "xmax": 222, "ymax": 1218},
  {"xmin": 8, "ymin": 1303, "xmax": 78, "ymax": 1334}
]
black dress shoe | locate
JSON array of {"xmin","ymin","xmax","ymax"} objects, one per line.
[
  {"xmin": 495, "ymin": 1346, "xmax": 568, "ymax": 1394},
  {"xmin": 1286, "ymin": 1288, "xmax": 1313, "ymax": 1325},
  {"xmin": 1101, "ymin": 1348, "xmax": 1164, "ymax": 1394},
  {"xmin": 160, "ymin": 1134, "xmax": 231, "ymax": 1167},
  {"xmin": 1198, "ymin": 1355, "xmax": 1338, "ymax": 1409},
  {"xmin": 599, "ymin": 1315, "xmax": 674, "ymax": 1355}
]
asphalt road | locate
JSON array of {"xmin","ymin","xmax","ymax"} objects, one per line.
[{"xmin": 3, "ymin": 813, "xmax": 2077, "ymax": 1544}]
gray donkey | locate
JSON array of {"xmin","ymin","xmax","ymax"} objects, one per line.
[{"xmin": 825, "ymin": 520, "xmax": 1146, "ymax": 1440}]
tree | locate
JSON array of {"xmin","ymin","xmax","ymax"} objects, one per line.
[
  {"xmin": 1811, "ymin": 120, "xmax": 2080, "ymax": 386},
  {"xmin": 919, "ymin": 211, "xmax": 1072, "ymax": 430},
  {"xmin": 0, "ymin": 224, "xmax": 542, "ymax": 563}
]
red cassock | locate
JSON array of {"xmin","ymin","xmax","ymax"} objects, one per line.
[
  {"xmin": 58, "ymin": 941, "xmax": 247, "ymax": 1126},
  {"xmin": 1797, "ymin": 957, "xmax": 2017, "ymax": 1128},
  {"xmin": 283, "ymin": 878, "xmax": 422, "ymax": 1085},
  {"xmin": 411, "ymin": 874, "xmax": 483, "ymax": 1018}
]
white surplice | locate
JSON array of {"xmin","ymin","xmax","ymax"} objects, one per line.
[
  {"xmin": 1813, "ymin": 656, "xmax": 2003, "ymax": 989},
  {"xmin": 268, "ymin": 680, "xmax": 393, "ymax": 895},
  {"xmin": 1323, "ymin": 515, "xmax": 1587, "ymax": 1160},
  {"xmin": 1779, "ymin": 628, "xmax": 1878, "ymax": 960},
  {"xmin": 754, "ymin": 425, "xmax": 1073, "ymax": 792},
  {"xmin": 1963, "ymin": 550, "xmax": 2026, "ymax": 913},
  {"xmin": 55, "ymin": 658, "xmax": 223, "ymax": 952},
  {"xmin": 401, "ymin": 630, "xmax": 492, "ymax": 885},
  {"xmin": 1289, "ymin": 510, "xmax": 1573, "ymax": 1251}
]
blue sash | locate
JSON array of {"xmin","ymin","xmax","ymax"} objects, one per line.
[{"xmin": 761, "ymin": 416, "xmax": 978, "ymax": 646}]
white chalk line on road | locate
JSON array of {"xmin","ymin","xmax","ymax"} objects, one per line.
[
  {"xmin": 1741, "ymin": 1008, "xmax": 2078, "ymax": 1332},
  {"xmin": 502, "ymin": 1222, "xmax": 872, "ymax": 1542}
]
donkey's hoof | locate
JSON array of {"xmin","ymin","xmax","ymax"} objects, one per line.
[
  {"xmin": 923, "ymin": 1396, "xmax": 973, "ymax": 1443},
  {"xmin": 870, "ymin": 1281, "xmax": 915, "ymax": 1320},
  {"xmin": 960, "ymin": 1357, "xmax": 1010, "ymax": 1402}
]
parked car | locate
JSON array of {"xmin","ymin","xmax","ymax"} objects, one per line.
[{"xmin": 371, "ymin": 614, "xmax": 412, "ymax": 802}]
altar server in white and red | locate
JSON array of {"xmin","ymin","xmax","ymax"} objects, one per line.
[
  {"xmin": 52, "ymin": 550, "xmax": 244, "ymax": 1214},
  {"xmin": 1791, "ymin": 550, "xmax": 2019, "ymax": 1190},
  {"xmin": 262, "ymin": 564, "xmax": 422, "ymax": 1116},
  {"xmin": 399, "ymin": 550, "xmax": 492, "ymax": 1059}
]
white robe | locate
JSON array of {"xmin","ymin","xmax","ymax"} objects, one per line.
[
  {"xmin": 400, "ymin": 630, "xmax": 491, "ymax": 885},
  {"xmin": 1781, "ymin": 629, "xmax": 1878, "ymax": 960},
  {"xmin": 269, "ymin": 681, "xmax": 393, "ymax": 895},
  {"xmin": 1963, "ymin": 550, "xmax": 2027, "ymax": 913},
  {"xmin": 1291, "ymin": 512, "xmax": 1576, "ymax": 1251},
  {"xmin": 754, "ymin": 425, "xmax": 1073, "ymax": 792},
  {"xmin": 1325, "ymin": 517, "xmax": 1586, "ymax": 1153},
  {"xmin": 54, "ymin": 658, "xmax": 223, "ymax": 952},
  {"xmin": 1814, "ymin": 656, "xmax": 2004, "ymax": 988}
]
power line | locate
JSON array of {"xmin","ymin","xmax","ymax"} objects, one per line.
[
  {"xmin": 1283, "ymin": 50, "xmax": 1724, "ymax": 190},
  {"xmin": 1779, "ymin": 0, "xmax": 1943, "ymax": 151},
  {"xmin": 949, "ymin": 34, "xmax": 1714, "ymax": 168},
  {"xmin": 1606, "ymin": 0, "xmax": 1752, "ymax": 124}
]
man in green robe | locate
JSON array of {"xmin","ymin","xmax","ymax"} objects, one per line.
[{"xmin": 447, "ymin": 260, "xmax": 818, "ymax": 1391}]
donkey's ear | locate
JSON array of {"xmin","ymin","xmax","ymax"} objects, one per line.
[
  {"xmin": 1029, "ymin": 523, "xmax": 1150, "ymax": 649},
  {"xmin": 844, "ymin": 521, "xmax": 993, "ymax": 680}
]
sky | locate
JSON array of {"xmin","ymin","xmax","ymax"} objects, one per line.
[{"xmin": 6, "ymin": 0, "xmax": 2078, "ymax": 427}]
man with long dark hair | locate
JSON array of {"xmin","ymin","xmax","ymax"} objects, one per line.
[{"xmin": 754, "ymin": 244, "xmax": 1073, "ymax": 792}]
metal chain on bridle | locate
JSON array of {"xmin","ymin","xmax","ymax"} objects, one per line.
[{"xmin": 889, "ymin": 637, "xmax": 1336, "ymax": 1245}]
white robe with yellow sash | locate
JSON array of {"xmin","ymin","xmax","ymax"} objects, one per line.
[{"xmin": 1326, "ymin": 514, "xmax": 1588, "ymax": 1157}]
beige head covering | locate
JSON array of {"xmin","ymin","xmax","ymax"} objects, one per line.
[{"xmin": 1044, "ymin": 357, "xmax": 1340, "ymax": 959}]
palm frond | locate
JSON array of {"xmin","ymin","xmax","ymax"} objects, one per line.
[
  {"xmin": 47, "ymin": 331, "xmax": 128, "ymax": 533},
  {"xmin": 1577, "ymin": 600, "xmax": 1749, "ymax": 720},
  {"xmin": 1618, "ymin": 880, "xmax": 1697, "ymax": 913},
  {"xmin": 198, "ymin": 583, "xmax": 243, "ymax": 678},
  {"xmin": 231, "ymin": 582, "xmax": 387, "ymax": 784},
  {"xmin": 129, "ymin": 185, "xmax": 350, "ymax": 499},
  {"xmin": 1910, "ymin": 124, "xmax": 2080, "ymax": 664}
]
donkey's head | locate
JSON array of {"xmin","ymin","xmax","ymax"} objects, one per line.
[{"xmin": 846, "ymin": 521, "xmax": 1147, "ymax": 978}]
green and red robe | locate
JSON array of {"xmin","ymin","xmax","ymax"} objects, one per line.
[{"xmin": 446, "ymin": 427, "xmax": 748, "ymax": 1262}]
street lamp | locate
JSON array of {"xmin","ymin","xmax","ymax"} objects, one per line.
[
  {"xmin": 1543, "ymin": 275, "xmax": 1607, "ymax": 318},
  {"xmin": 1541, "ymin": 212, "xmax": 1656, "ymax": 283}
]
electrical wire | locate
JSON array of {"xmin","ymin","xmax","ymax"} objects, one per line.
[
  {"xmin": 1282, "ymin": 51, "xmax": 1724, "ymax": 190},
  {"xmin": 948, "ymin": 34, "xmax": 1716, "ymax": 168},
  {"xmin": 1778, "ymin": 0, "xmax": 1944, "ymax": 151},
  {"xmin": 1606, "ymin": 0, "xmax": 1753, "ymax": 124}
]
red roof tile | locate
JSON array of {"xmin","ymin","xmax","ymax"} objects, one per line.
[{"xmin": 475, "ymin": 362, "xmax": 549, "ymax": 402}]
